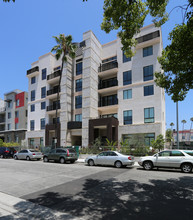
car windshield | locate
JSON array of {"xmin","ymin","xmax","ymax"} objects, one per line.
[
  {"xmin": 184, "ymin": 151, "xmax": 193, "ymax": 156},
  {"xmin": 29, "ymin": 150, "xmax": 39, "ymax": 152}
]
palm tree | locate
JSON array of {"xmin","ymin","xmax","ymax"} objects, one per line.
[
  {"xmin": 181, "ymin": 119, "xmax": 187, "ymax": 142},
  {"xmin": 170, "ymin": 122, "xmax": 174, "ymax": 131},
  {"xmin": 189, "ymin": 117, "xmax": 193, "ymax": 142},
  {"xmin": 51, "ymin": 34, "xmax": 76, "ymax": 148}
]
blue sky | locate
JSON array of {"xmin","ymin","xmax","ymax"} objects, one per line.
[{"xmin": 0, "ymin": 0, "xmax": 192, "ymax": 130}]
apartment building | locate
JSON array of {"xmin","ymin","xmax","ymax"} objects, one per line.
[
  {"xmin": 0, "ymin": 90, "xmax": 28, "ymax": 143},
  {"xmin": 26, "ymin": 24, "xmax": 165, "ymax": 148}
]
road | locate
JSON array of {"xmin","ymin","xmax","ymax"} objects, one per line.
[{"xmin": 0, "ymin": 159, "xmax": 193, "ymax": 220}]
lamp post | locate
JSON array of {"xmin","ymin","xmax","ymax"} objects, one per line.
[{"xmin": 176, "ymin": 101, "xmax": 179, "ymax": 149}]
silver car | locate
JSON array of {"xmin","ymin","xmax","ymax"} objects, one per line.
[
  {"xmin": 138, "ymin": 150, "xmax": 193, "ymax": 173},
  {"xmin": 14, "ymin": 149, "xmax": 43, "ymax": 161},
  {"xmin": 85, "ymin": 151, "xmax": 135, "ymax": 168}
]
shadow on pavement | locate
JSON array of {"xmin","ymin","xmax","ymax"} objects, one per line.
[{"xmin": 25, "ymin": 175, "xmax": 193, "ymax": 220}]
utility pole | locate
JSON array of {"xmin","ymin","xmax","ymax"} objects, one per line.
[{"xmin": 176, "ymin": 101, "xmax": 179, "ymax": 149}]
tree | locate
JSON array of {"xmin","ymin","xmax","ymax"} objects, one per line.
[
  {"xmin": 51, "ymin": 34, "xmax": 76, "ymax": 147},
  {"xmin": 165, "ymin": 129, "xmax": 173, "ymax": 146},
  {"xmin": 170, "ymin": 122, "xmax": 174, "ymax": 131},
  {"xmin": 151, "ymin": 134, "xmax": 165, "ymax": 152},
  {"xmin": 83, "ymin": 0, "xmax": 193, "ymax": 101},
  {"xmin": 2, "ymin": 0, "xmax": 15, "ymax": 2},
  {"xmin": 181, "ymin": 119, "xmax": 187, "ymax": 131}
]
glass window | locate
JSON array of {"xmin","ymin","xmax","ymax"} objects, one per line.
[
  {"xmin": 30, "ymin": 120, "xmax": 35, "ymax": 131},
  {"xmin": 76, "ymin": 79, "xmax": 82, "ymax": 92},
  {"xmin": 8, "ymin": 101, "xmax": 11, "ymax": 108},
  {"xmin": 31, "ymin": 77, "xmax": 36, "ymax": 84},
  {"xmin": 16, "ymin": 99, "xmax": 20, "ymax": 107},
  {"xmin": 144, "ymin": 85, "xmax": 154, "ymax": 96},
  {"xmin": 171, "ymin": 151, "xmax": 185, "ymax": 156},
  {"xmin": 41, "ymin": 87, "xmax": 46, "ymax": 98},
  {"xmin": 143, "ymin": 65, "xmax": 153, "ymax": 81},
  {"xmin": 143, "ymin": 46, "xmax": 153, "ymax": 57},
  {"xmin": 182, "ymin": 136, "xmax": 185, "ymax": 139},
  {"xmin": 15, "ymin": 123, "xmax": 18, "ymax": 130},
  {"xmin": 123, "ymin": 70, "xmax": 132, "ymax": 85},
  {"xmin": 184, "ymin": 151, "xmax": 193, "ymax": 156},
  {"xmin": 123, "ymin": 89, "xmax": 132, "ymax": 99},
  {"xmin": 31, "ymin": 90, "xmax": 35, "ymax": 101},
  {"xmin": 8, "ymin": 112, "xmax": 11, "ymax": 119},
  {"xmin": 40, "ymin": 118, "xmax": 45, "ymax": 130},
  {"xmin": 31, "ymin": 104, "xmax": 35, "ymax": 112},
  {"xmin": 41, "ymin": 102, "xmax": 46, "ymax": 110},
  {"xmin": 144, "ymin": 107, "xmax": 154, "ymax": 123},
  {"xmin": 75, "ymin": 95, "xmax": 82, "ymax": 109},
  {"xmin": 123, "ymin": 51, "xmax": 131, "ymax": 63},
  {"xmin": 145, "ymin": 133, "xmax": 155, "ymax": 146},
  {"xmin": 15, "ymin": 111, "xmax": 19, "ymax": 118},
  {"xmin": 75, "ymin": 114, "xmax": 82, "ymax": 122},
  {"xmin": 42, "ymin": 68, "xmax": 47, "ymax": 80},
  {"xmin": 123, "ymin": 110, "xmax": 132, "ymax": 125},
  {"xmin": 8, "ymin": 124, "xmax": 11, "ymax": 130},
  {"xmin": 30, "ymin": 138, "xmax": 35, "ymax": 147},
  {"xmin": 76, "ymin": 62, "xmax": 82, "ymax": 75},
  {"xmin": 15, "ymin": 135, "xmax": 19, "ymax": 142},
  {"xmin": 158, "ymin": 151, "xmax": 171, "ymax": 157},
  {"xmin": 40, "ymin": 137, "xmax": 44, "ymax": 146}
]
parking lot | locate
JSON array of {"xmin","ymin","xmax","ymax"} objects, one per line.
[{"xmin": 1, "ymin": 158, "xmax": 193, "ymax": 219}]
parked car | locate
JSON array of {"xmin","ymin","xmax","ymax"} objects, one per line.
[
  {"xmin": 43, "ymin": 148, "xmax": 78, "ymax": 164},
  {"xmin": 85, "ymin": 151, "xmax": 135, "ymax": 168},
  {"xmin": 138, "ymin": 150, "xmax": 193, "ymax": 173},
  {"xmin": 0, "ymin": 147, "xmax": 17, "ymax": 158},
  {"xmin": 14, "ymin": 149, "xmax": 43, "ymax": 161}
]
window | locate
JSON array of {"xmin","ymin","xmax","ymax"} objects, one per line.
[
  {"xmin": 53, "ymin": 117, "xmax": 60, "ymax": 124},
  {"xmin": 41, "ymin": 102, "xmax": 46, "ymax": 110},
  {"xmin": 143, "ymin": 65, "xmax": 153, "ymax": 81},
  {"xmin": 31, "ymin": 90, "xmax": 35, "ymax": 101},
  {"xmin": 145, "ymin": 133, "xmax": 155, "ymax": 146},
  {"xmin": 123, "ymin": 51, "xmax": 131, "ymax": 63},
  {"xmin": 99, "ymin": 94, "xmax": 118, "ymax": 107},
  {"xmin": 31, "ymin": 77, "xmax": 36, "ymax": 84},
  {"xmin": 75, "ymin": 114, "xmax": 82, "ymax": 122},
  {"xmin": 76, "ymin": 62, "xmax": 82, "ymax": 75},
  {"xmin": 8, "ymin": 124, "xmax": 11, "ymax": 130},
  {"xmin": 123, "ymin": 89, "xmax": 132, "ymax": 99},
  {"xmin": 41, "ymin": 87, "xmax": 46, "ymax": 98},
  {"xmin": 16, "ymin": 99, "xmax": 20, "ymax": 107},
  {"xmin": 101, "ymin": 113, "xmax": 118, "ymax": 118},
  {"xmin": 15, "ymin": 123, "xmax": 18, "ymax": 130},
  {"xmin": 123, "ymin": 70, "xmax": 132, "ymax": 85},
  {"xmin": 184, "ymin": 151, "xmax": 193, "ymax": 156},
  {"xmin": 123, "ymin": 110, "xmax": 132, "ymax": 125},
  {"xmin": 42, "ymin": 68, "xmax": 47, "ymax": 80},
  {"xmin": 30, "ymin": 138, "xmax": 35, "ymax": 147},
  {"xmin": 15, "ymin": 135, "xmax": 19, "ymax": 143},
  {"xmin": 143, "ymin": 46, "xmax": 153, "ymax": 57},
  {"xmin": 144, "ymin": 107, "xmax": 154, "ymax": 123},
  {"xmin": 31, "ymin": 104, "xmax": 35, "ymax": 112},
  {"xmin": 144, "ymin": 85, "xmax": 154, "ymax": 96},
  {"xmin": 30, "ymin": 120, "xmax": 35, "ymax": 131},
  {"xmin": 40, "ymin": 137, "xmax": 44, "ymax": 146},
  {"xmin": 40, "ymin": 118, "xmax": 45, "ymax": 130},
  {"xmin": 76, "ymin": 79, "xmax": 82, "ymax": 92},
  {"xmin": 158, "ymin": 151, "xmax": 170, "ymax": 157},
  {"xmin": 8, "ymin": 101, "xmax": 11, "ymax": 108},
  {"xmin": 8, "ymin": 112, "xmax": 11, "ymax": 119},
  {"xmin": 171, "ymin": 151, "xmax": 185, "ymax": 156},
  {"xmin": 182, "ymin": 136, "xmax": 185, "ymax": 139},
  {"xmin": 75, "ymin": 95, "xmax": 82, "ymax": 109},
  {"xmin": 15, "ymin": 111, "xmax": 19, "ymax": 118}
]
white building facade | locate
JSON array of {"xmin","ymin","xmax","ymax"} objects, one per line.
[{"xmin": 26, "ymin": 24, "xmax": 165, "ymax": 148}]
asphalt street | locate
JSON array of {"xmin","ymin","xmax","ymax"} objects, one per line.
[{"xmin": 0, "ymin": 158, "xmax": 193, "ymax": 220}]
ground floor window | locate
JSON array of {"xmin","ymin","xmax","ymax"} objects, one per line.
[
  {"xmin": 40, "ymin": 137, "xmax": 44, "ymax": 146},
  {"xmin": 29, "ymin": 138, "xmax": 35, "ymax": 147},
  {"xmin": 144, "ymin": 133, "xmax": 155, "ymax": 146}
]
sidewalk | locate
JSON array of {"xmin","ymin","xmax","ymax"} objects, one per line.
[{"xmin": 0, "ymin": 192, "xmax": 82, "ymax": 220}]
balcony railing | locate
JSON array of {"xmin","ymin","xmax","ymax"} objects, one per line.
[
  {"xmin": 68, "ymin": 121, "xmax": 82, "ymax": 130},
  {"xmin": 47, "ymin": 70, "xmax": 61, "ymax": 81},
  {"xmin": 98, "ymin": 78, "xmax": 118, "ymax": 90},
  {"xmin": 47, "ymin": 104, "xmax": 61, "ymax": 112},
  {"xmin": 47, "ymin": 86, "xmax": 60, "ymax": 96},
  {"xmin": 0, "ymin": 119, "xmax": 5, "ymax": 123},
  {"xmin": 98, "ymin": 98, "xmax": 118, "ymax": 107},
  {"xmin": 98, "ymin": 60, "xmax": 118, "ymax": 72},
  {"xmin": 27, "ymin": 66, "xmax": 39, "ymax": 75}
]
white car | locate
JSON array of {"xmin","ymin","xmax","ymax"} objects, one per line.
[
  {"xmin": 85, "ymin": 151, "xmax": 135, "ymax": 168},
  {"xmin": 14, "ymin": 149, "xmax": 43, "ymax": 161},
  {"xmin": 138, "ymin": 150, "xmax": 193, "ymax": 173}
]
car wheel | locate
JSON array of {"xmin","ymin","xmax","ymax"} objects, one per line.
[
  {"xmin": 181, "ymin": 163, "xmax": 192, "ymax": 173},
  {"xmin": 115, "ymin": 161, "xmax": 122, "ymax": 168},
  {"xmin": 60, "ymin": 157, "xmax": 65, "ymax": 164},
  {"xmin": 14, "ymin": 155, "xmax": 18, "ymax": 160},
  {"xmin": 0, "ymin": 155, "xmax": 4, "ymax": 159},
  {"xmin": 143, "ymin": 161, "xmax": 153, "ymax": 170},
  {"xmin": 43, "ymin": 156, "xmax": 48, "ymax": 162},
  {"xmin": 26, "ymin": 156, "xmax": 30, "ymax": 161},
  {"xmin": 88, "ymin": 159, "xmax": 95, "ymax": 166}
]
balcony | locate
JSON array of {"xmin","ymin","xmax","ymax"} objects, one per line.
[
  {"xmin": 47, "ymin": 86, "xmax": 60, "ymax": 99},
  {"xmin": 98, "ymin": 61, "xmax": 118, "ymax": 78},
  {"xmin": 47, "ymin": 70, "xmax": 61, "ymax": 84},
  {"xmin": 0, "ymin": 119, "xmax": 5, "ymax": 124},
  {"xmin": 27, "ymin": 66, "xmax": 39, "ymax": 77},
  {"xmin": 47, "ymin": 104, "xmax": 61, "ymax": 114},
  {"xmin": 98, "ymin": 99, "xmax": 118, "ymax": 107},
  {"xmin": 98, "ymin": 78, "xmax": 118, "ymax": 95},
  {"xmin": 68, "ymin": 121, "xmax": 82, "ymax": 130}
]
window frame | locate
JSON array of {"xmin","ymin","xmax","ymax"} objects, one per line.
[
  {"xmin": 123, "ymin": 110, "xmax": 132, "ymax": 125},
  {"xmin": 143, "ymin": 65, "xmax": 153, "ymax": 81},
  {"xmin": 144, "ymin": 107, "xmax": 154, "ymax": 123},
  {"xmin": 123, "ymin": 70, "xmax": 132, "ymax": 85}
]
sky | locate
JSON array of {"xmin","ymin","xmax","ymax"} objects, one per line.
[{"xmin": 0, "ymin": 0, "xmax": 192, "ymax": 131}]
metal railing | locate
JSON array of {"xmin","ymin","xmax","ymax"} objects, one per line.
[
  {"xmin": 47, "ymin": 87, "xmax": 60, "ymax": 96},
  {"xmin": 27, "ymin": 66, "xmax": 39, "ymax": 75},
  {"xmin": 47, "ymin": 70, "xmax": 61, "ymax": 81},
  {"xmin": 47, "ymin": 104, "xmax": 61, "ymax": 111},
  {"xmin": 98, "ymin": 78, "xmax": 118, "ymax": 90},
  {"xmin": 98, "ymin": 60, "xmax": 118, "ymax": 72}
]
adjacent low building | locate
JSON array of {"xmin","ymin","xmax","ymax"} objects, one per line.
[{"xmin": 26, "ymin": 24, "xmax": 165, "ymax": 148}]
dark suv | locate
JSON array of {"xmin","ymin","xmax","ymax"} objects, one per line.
[
  {"xmin": 43, "ymin": 148, "xmax": 78, "ymax": 164},
  {"xmin": 0, "ymin": 147, "xmax": 17, "ymax": 158}
]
